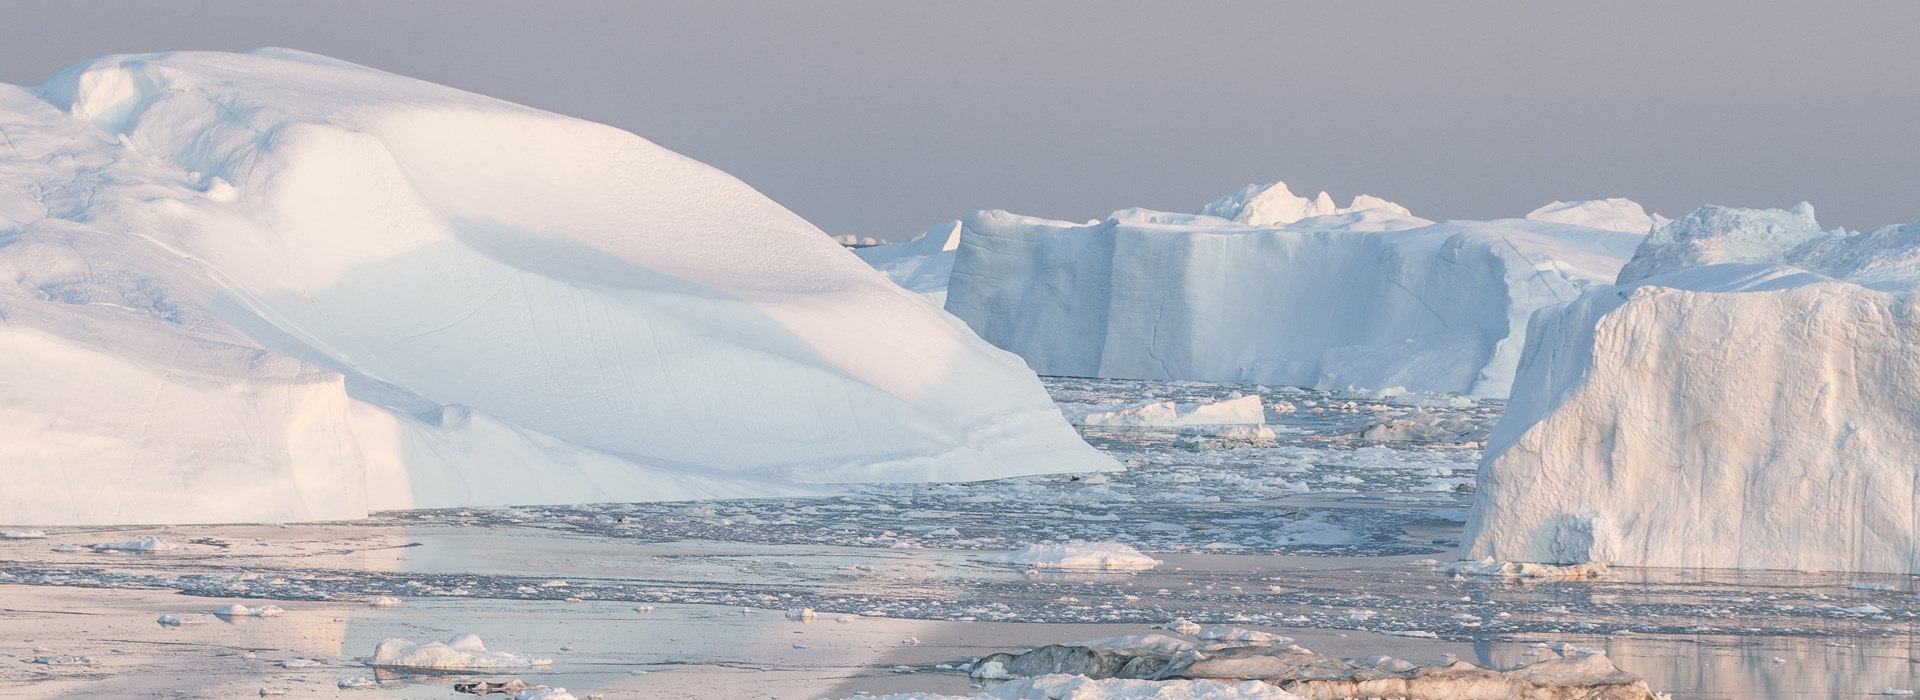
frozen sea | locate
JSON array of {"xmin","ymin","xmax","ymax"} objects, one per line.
[{"xmin": 2, "ymin": 377, "xmax": 1917, "ymax": 698}]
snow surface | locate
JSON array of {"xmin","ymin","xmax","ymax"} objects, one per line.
[
  {"xmin": 939, "ymin": 189, "xmax": 1646, "ymax": 397},
  {"xmin": 978, "ymin": 542, "xmax": 1163, "ymax": 570},
  {"xmin": 370, "ymin": 633, "xmax": 550, "ymax": 670},
  {"xmin": 0, "ymin": 50, "xmax": 1113, "ymax": 526},
  {"xmin": 1466, "ymin": 204, "xmax": 1920, "ymax": 573},
  {"xmin": 1524, "ymin": 199, "xmax": 1670, "ymax": 234},
  {"xmin": 1197, "ymin": 182, "xmax": 1409, "ymax": 227}
]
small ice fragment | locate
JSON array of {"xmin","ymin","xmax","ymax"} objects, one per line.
[
  {"xmin": 1159, "ymin": 618, "xmax": 1203, "ymax": 636},
  {"xmin": 31, "ymin": 655, "xmax": 92, "ymax": 666},
  {"xmin": 214, "ymin": 604, "xmax": 284, "ymax": 618},
  {"xmin": 94, "ymin": 536, "xmax": 179, "ymax": 552}
]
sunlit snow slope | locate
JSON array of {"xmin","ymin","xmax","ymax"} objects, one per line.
[
  {"xmin": 1466, "ymin": 204, "xmax": 1920, "ymax": 573},
  {"xmin": 0, "ymin": 50, "xmax": 1113, "ymax": 526},
  {"xmin": 935, "ymin": 191, "xmax": 1648, "ymax": 397}
]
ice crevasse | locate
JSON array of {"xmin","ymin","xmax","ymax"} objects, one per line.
[
  {"xmin": 0, "ymin": 49, "xmax": 1116, "ymax": 526},
  {"xmin": 1466, "ymin": 203, "xmax": 1920, "ymax": 574}
]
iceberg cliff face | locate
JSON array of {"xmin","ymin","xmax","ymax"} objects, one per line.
[
  {"xmin": 1466, "ymin": 205, "xmax": 1920, "ymax": 573},
  {"xmin": 0, "ymin": 50, "xmax": 1114, "ymax": 526},
  {"xmin": 941, "ymin": 204, "xmax": 1643, "ymax": 397}
]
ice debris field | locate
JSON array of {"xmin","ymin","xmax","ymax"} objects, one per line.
[{"xmin": 7, "ymin": 378, "xmax": 1920, "ymax": 698}]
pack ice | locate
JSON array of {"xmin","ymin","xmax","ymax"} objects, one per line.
[
  {"xmin": 856, "ymin": 182, "xmax": 1653, "ymax": 396},
  {"xmin": 0, "ymin": 50, "xmax": 1114, "ymax": 526},
  {"xmin": 1466, "ymin": 203, "xmax": 1920, "ymax": 574}
]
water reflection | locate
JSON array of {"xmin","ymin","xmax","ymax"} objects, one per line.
[{"xmin": 1480, "ymin": 634, "xmax": 1920, "ymax": 699}]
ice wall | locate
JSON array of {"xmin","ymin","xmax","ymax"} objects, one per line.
[
  {"xmin": 943, "ymin": 204, "xmax": 1643, "ymax": 396},
  {"xmin": 1466, "ymin": 205, "xmax": 1920, "ymax": 573}
]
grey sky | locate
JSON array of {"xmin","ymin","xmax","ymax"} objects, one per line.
[{"xmin": 3, "ymin": 1, "xmax": 1916, "ymax": 237}]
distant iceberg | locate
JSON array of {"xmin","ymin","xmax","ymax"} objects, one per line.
[{"xmin": 854, "ymin": 182, "xmax": 1650, "ymax": 397}]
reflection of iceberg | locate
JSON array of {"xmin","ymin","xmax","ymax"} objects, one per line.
[
  {"xmin": 967, "ymin": 634, "xmax": 1662, "ymax": 699},
  {"xmin": 1478, "ymin": 635, "xmax": 1920, "ymax": 699},
  {"xmin": 0, "ymin": 50, "xmax": 1114, "ymax": 526}
]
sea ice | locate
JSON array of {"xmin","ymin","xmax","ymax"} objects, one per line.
[
  {"xmin": 370, "ymin": 633, "xmax": 552, "ymax": 670},
  {"xmin": 94, "ymin": 537, "xmax": 178, "ymax": 552},
  {"xmin": 964, "ymin": 637, "xmax": 1660, "ymax": 699},
  {"xmin": 978, "ymin": 542, "xmax": 1163, "ymax": 571},
  {"xmin": 213, "ymin": 604, "xmax": 285, "ymax": 618},
  {"xmin": 1059, "ymin": 395, "xmax": 1264, "ymax": 428}
]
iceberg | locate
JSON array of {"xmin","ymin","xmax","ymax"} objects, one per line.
[
  {"xmin": 941, "ymin": 193, "xmax": 1645, "ymax": 396},
  {"xmin": 1465, "ymin": 203, "xmax": 1920, "ymax": 573},
  {"xmin": 0, "ymin": 50, "xmax": 1114, "ymax": 526},
  {"xmin": 851, "ymin": 220, "xmax": 960, "ymax": 307},
  {"xmin": 1524, "ymin": 198, "xmax": 1670, "ymax": 234},
  {"xmin": 1197, "ymin": 181, "xmax": 1410, "ymax": 227}
]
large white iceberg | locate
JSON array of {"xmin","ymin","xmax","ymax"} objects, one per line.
[
  {"xmin": 939, "ymin": 192, "xmax": 1645, "ymax": 397},
  {"xmin": 1465, "ymin": 203, "xmax": 1920, "ymax": 573},
  {"xmin": 0, "ymin": 50, "xmax": 1114, "ymax": 526}
]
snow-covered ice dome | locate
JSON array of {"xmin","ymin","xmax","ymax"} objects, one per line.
[
  {"xmin": 0, "ymin": 50, "xmax": 1115, "ymax": 526},
  {"xmin": 1466, "ymin": 203, "xmax": 1920, "ymax": 574}
]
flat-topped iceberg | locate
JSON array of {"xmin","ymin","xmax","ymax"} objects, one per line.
[
  {"xmin": 941, "ymin": 193, "xmax": 1645, "ymax": 397},
  {"xmin": 849, "ymin": 183, "xmax": 1649, "ymax": 397}
]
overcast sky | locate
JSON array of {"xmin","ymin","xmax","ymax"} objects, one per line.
[{"xmin": 3, "ymin": 1, "xmax": 1916, "ymax": 237}]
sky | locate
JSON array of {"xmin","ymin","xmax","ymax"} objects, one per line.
[{"xmin": 2, "ymin": 1, "xmax": 1916, "ymax": 238}]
